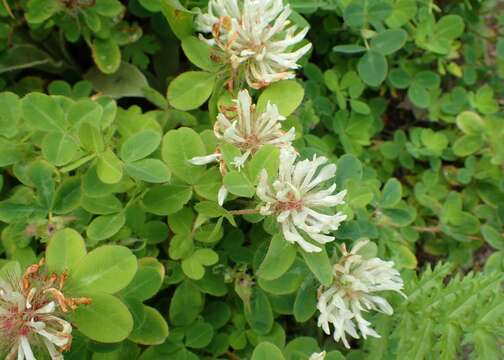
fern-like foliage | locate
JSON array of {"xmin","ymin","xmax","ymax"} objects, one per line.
[{"xmin": 364, "ymin": 264, "xmax": 504, "ymax": 360}]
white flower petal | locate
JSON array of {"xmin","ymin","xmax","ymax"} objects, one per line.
[
  {"xmin": 19, "ymin": 336, "xmax": 35, "ymax": 360},
  {"xmin": 218, "ymin": 185, "xmax": 228, "ymax": 206},
  {"xmin": 43, "ymin": 338, "xmax": 63, "ymax": 360},
  {"xmin": 188, "ymin": 153, "xmax": 221, "ymax": 165}
]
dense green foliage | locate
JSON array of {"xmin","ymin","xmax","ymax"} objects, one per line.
[{"xmin": 0, "ymin": 0, "xmax": 503, "ymax": 359}]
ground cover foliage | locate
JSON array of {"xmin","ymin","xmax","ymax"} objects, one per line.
[{"xmin": 0, "ymin": 0, "xmax": 503, "ymax": 359}]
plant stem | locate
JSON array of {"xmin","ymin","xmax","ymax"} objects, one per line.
[
  {"xmin": 228, "ymin": 209, "xmax": 260, "ymax": 215},
  {"xmin": 412, "ymin": 226, "xmax": 441, "ymax": 233},
  {"xmin": 225, "ymin": 351, "xmax": 241, "ymax": 360}
]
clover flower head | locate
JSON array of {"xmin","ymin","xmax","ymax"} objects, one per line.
[
  {"xmin": 0, "ymin": 261, "xmax": 90, "ymax": 360},
  {"xmin": 195, "ymin": 0, "xmax": 312, "ymax": 88},
  {"xmin": 189, "ymin": 89, "xmax": 295, "ymax": 172},
  {"xmin": 317, "ymin": 240, "xmax": 405, "ymax": 348},
  {"xmin": 256, "ymin": 149, "xmax": 347, "ymax": 253}
]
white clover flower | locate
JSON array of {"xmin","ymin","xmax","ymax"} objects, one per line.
[
  {"xmin": 190, "ymin": 89, "xmax": 295, "ymax": 171},
  {"xmin": 256, "ymin": 149, "xmax": 347, "ymax": 253},
  {"xmin": 317, "ymin": 240, "xmax": 405, "ymax": 349},
  {"xmin": 0, "ymin": 262, "xmax": 90, "ymax": 359},
  {"xmin": 195, "ymin": 0, "xmax": 312, "ymax": 88},
  {"xmin": 309, "ymin": 351, "xmax": 326, "ymax": 360}
]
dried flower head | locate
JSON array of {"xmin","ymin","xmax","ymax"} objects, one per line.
[
  {"xmin": 195, "ymin": 0, "xmax": 312, "ymax": 88},
  {"xmin": 0, "ymin": 260, "xmax": 91, "ymax": 360},
  {"xmin": 256, "ymin": 149, "xmax": 347, "ymax": 253},
  {"xmin": 317, "ymin": 240, "xmax": 405, "ymax": 348}
]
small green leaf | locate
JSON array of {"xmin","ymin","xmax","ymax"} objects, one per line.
[
  {"xmin": 0, "ymin": 92, "xmax": 20, "ymax": 138},
  {"xmin": 0, "ymin": 202, "xmax": 46, "ymax": 223},
  {"xmin": 300, "ymin": 248, "xmax": 333, "ymax": 286},
  {"xmin": 161, "ymin": 127, "xmax": 206, "ymax": 184},
  {"xmin": 85, "ymin": 62, "xmax": 149, "ymax": 99},
  {"xmin": 358, "ymin": 51, "xmax": 388, "ymax": 87},
  {"xmin": 284, "ymin": 338, "xmax": 319, "ymax": 360},
  {"xmin": 120, "ymin": 130, "xmax": 162, "ymax": 162},
  {"xmin": 388, "ymin": 68, "xmax": 411, "ymax": 89},
  {"xmin": 456, "ymin": 111, "xmax": 485, "ymax": 135},
  {"xmin": 22, "ymin": 93, "xmax": 66, "ymax": 132},
  {"xmin": 68, "ymin": 293, "xmax": 133, "ymax": 343},
  {"xmin": 185, "ymin": 321, "xmax": 214, "ymax": 348},
  {"xmin": 380, "ymin": 178, "xmax": 402, "ymax": 208},
  {"xmin": 28, "ymin": 161, "xmax": 55, "ymax": 211},
  {"xmin": 46, "ymin": 228, "xmax": 87, "ymax": 274},
  {"xmin": 129, "ymin": 306, "xmax": 169, "ymax": 345},
  {"xmin": 344, "ymin": 1, "xmax": 392, "ymax": 27},
  {"xmin": 257, "ymin": 80, "xmax": 305, "ymax": 117},
  {"xmin": 92, "ymin": 38, "xmax": 121, "ymax": 74},
  {"xmin": 168, "ymin": 71, "xmax": 216, "ymax": 111},
  {"xmin": 343, "ymin": 3, "xmax": 365, "ymax": 27},
  {"xmin": 257, "ymin": 234, "xmax": 297, "ymax": 281},
  {"xmin": 194, "ymin": 167, "xmax": 222, "ymax": 202},
  {"xmin": 68, "ymin": 245, "xmax": 137, "ymax": 294},
  {"xmin": 161, "ymin": 0, "xmax": 193, "ymax": 39},
  {"xmin": 125, "ymin": 159, "xmax": 171, "ymax": 183},
  {"xmin": 245, "ymin": 145, "xmax": 280, "ymax": 184},
  {"xmin": 335, "ymin": 154, "xmax": 362, "ymax": 188},
  {"xmin": 245, "ymin": 288, "xmax": 274, "ymax": 335},
  {"xmin": 169, "ymin": 233, "xmax": 194, "ymax": 260},
  {"xmin": 81, "ymin": 194, "xmax": 123, "ymax": 215},
  {"xmin": 181, "ymin": 36, "xmax": 219, "ymax": 72},
  {"xmin": 293, "ymin": 277, "xmax": 318, "ymax": 322},
  {"xmin": 386, "ymin": 0, "xmax": 417, "ymax": 28},
  {"xmin": 120, "ymin": 265, "xmax": 163, "ymax": 301},
  {"xmin": 414, "ymin": 71, "xmax": 440, "ymax": 89},
  {"xmin": 41, "ymin": 132, "xmax": 79, "ymax": 166},
  {"xmin": 87, "ymin": 213, "xmax": 126, "ymax": 242},
  {"xmin": 333, "ymin": 44, "xmax": 367, "ymax": 53},
  {"xmin": 258, "ymin": 259, "xmax": 305, "ymax": 295},
  {"xmin": 368, "ymin": 2, "xmax": 393, "ymax": 22},
  {"xmin": 142, "ymin": 184, "xmax": 192, "ymax": 215},
  {"xmin": 370, "ymin": 29, "xmax": 408, "ymax": 55},
  {"xmin": 420, "ymin": 129, "xmax": 448, "ymax": 155},
  {"xmin": 169, "ymin": 280, "xmax": 202, "ymax": 326},
  {"xmin": 53, "ymin": 177, "xmax": 81, "ymax": 214},
  {"xmin": 350, "ymin": 99, "xmax": 371, "ymax": 114},
  {"xmin": 68, "ymin": 99, "xmax": 103, "ymax": 127},
  {"xmin": 408, "ymin": 83, "xmax": 430, "ymax": 108},
  {"xmin": 93, "ymin": 0, "xmax": 124, "ymax": 17},
  {"xmin": 435, "ymin": 15, "xmax": 464, "ymax": 40},
  {"xmin": 79, "ymin": 123, "xmax": 104, "ymax": 153},
  {"xmin": 182, "ymin": 248, "xmax": 219, "ymax": 280},
  {"xmin": 252, "ymin": 342, "xmax": 285, "ymax": 360},
  {"xmin": 452, "ymin": 135, "xmax": 483, "ymax": 157},
  {"xmin": 25, "ymin": 0, "xmax": 61, "ymax": 24},
  {"xmin": 142, "ymin": 86, "xmax": 168, "ymax": 109},
  {"xmin": 223, "ymin": 171, "xmax": 255, "ymax": 197},
  {"xmin": 391, "ymin": 244, "xmax": 417, "ymax": 269},
  {"xmin": 481, "ymin": 225, "xmax": 504, "ymax": 250},
  {"xmin": 97, "ymin": 149, "xmax": 123, "ymax": 184},
  {"xmin": 168, "ymin": 207, "xmax": 195, "ymax": 235}
]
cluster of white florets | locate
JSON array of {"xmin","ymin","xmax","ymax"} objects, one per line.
[
  {"xmin": 317, "ymin": 241, "xmax": 405, "ymax": 348},
  {"xmin": 196, "ymin": 0, "xmax": 312, "ymax": 89}
]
